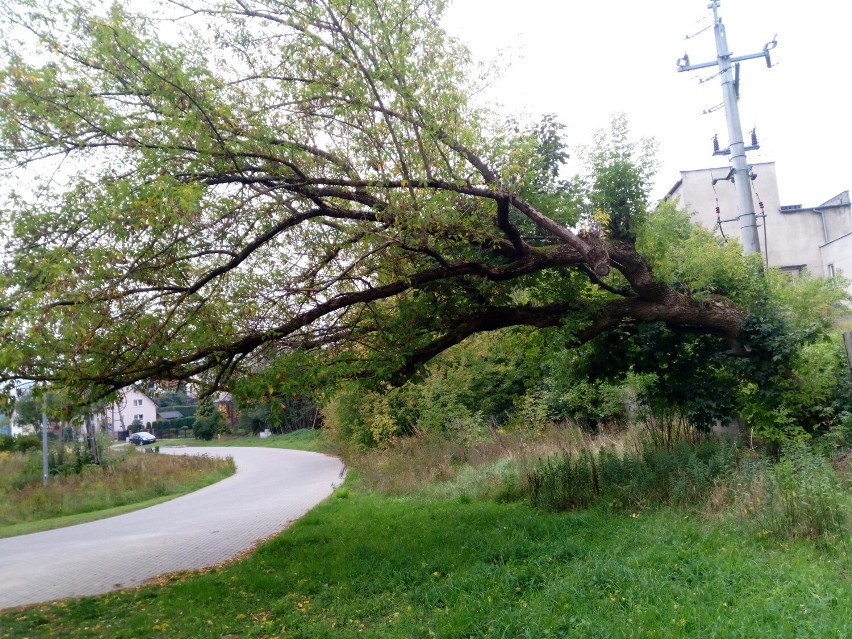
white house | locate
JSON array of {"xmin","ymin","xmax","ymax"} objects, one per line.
[
  {"xmin": 9, "ymin": 417, "xmax": 34, "ymax": 437},
  {"xmin": 97, "ymin": 386, "xmax": 159, "ymax": 438}
]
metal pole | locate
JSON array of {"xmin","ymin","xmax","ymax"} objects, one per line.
[
  {"xmin": 677, "ymin": 2, "xmax": 776, "ymax": 255},
  {"xmin": 710, "ymin": 1, "xmax": 760, "ymax": 254},
  {"xmin": 41, "ymin": 411, "xmax": 49, "ymax": 487}
]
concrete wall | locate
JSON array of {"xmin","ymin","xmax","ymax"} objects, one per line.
[
  {"xmin": 823, "ymin": 202, "xmax": 852, "ymax": 240},
  {"xmin": 666, "ymin": 164, "xmax": 851, "ymax": 290},
  {"xmin": 821, "ymin": 233, "xmax": 852, "ymax": 281},
  {"xmin": 769, "ymin": 207, "xmax": 825, "ymax": 274},
  {"xmin": 668, "ymin": 162, "xmax": 789, "ymax": 263}
]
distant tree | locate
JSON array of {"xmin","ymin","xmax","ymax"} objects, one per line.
[
  {"xmin": 577, "ymin": 113, "xmax": 658, "ymax": 240},
  {"xmin": 12, "ymin": 390, "xmax": 41, "ymax": 430},
  {"xmin": 236, "ymin": 403, "xmax": 273, "ymax": 435},
  {"xmin": 193, "ymin": 397, "xmax": 227, "ymax": 440},
  {"xmin": 155, "ymin": 391, "xmax": 197, "ymax": 416}
]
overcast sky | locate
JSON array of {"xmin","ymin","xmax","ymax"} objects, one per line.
[{"xmin": 442, "ymin": 0, "xmax": 851, "ymax": 206}]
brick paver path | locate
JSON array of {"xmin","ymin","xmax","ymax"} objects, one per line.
[{"xmin": 0, "ymin": 446, "xmax": 345, "ymax": 609}]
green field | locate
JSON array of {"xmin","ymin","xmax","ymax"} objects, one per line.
[{"xmin": 1, "ymin": 464, "xmax": 849, "ymax": 638}]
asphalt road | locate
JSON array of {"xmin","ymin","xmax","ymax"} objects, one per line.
[{"xmin": 0, "ymin": 446, "xmax": 346, "ymax": 610}]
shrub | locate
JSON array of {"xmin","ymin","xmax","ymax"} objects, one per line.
[
  {"xmin": 151, "ymin": 416, "xmax": 195, "ymax": 435},
  {"xmin": 192, "ymin": 414, "xmax": 220, "ymax": 441},
  {"xmin": 13, "ymin": 434, "xmax": 42, "ymax": 453},
  {"xmin": 543, "ymin": 379, "xmax": 629, "ymax": 432},
  {"xmin": 747, "ymin": 443, "xmax": 847, "ymax": 539},
  {"xmin": 322, "ymin": 384, "xmax": 382, "ymax": 449},
  {"xmin": 11, "ymin": 451, "xmax": 43, "ymax": 490}
]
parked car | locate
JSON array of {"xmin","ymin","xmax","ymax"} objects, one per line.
[{"xmin": 129, "ymin": 432, "xmax": 157, "ymax": 445}]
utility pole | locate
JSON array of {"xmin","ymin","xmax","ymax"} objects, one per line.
[
  {"xmin": 41, "ymin": 411, "xmax": 49, "ymax": 487},
  {"xmin": 677, "ymin": 1, "xmax": 776, "ymax": 255}
]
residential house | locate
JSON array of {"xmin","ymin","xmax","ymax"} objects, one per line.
[{"xmin": 97, "ymin": 386, "xmax": 159, "ymax": 439}]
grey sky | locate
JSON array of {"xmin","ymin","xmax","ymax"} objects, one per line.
[{"xmin": 442, "ymin": 0, "xmax": 851, "ymax": 206}]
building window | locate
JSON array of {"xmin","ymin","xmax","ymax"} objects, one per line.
[
  {"xmin": 133, "ymin": 399, "xmax": 143, "ymax": 407},
  {"xmin": 134, "ymin": 414, "xmax": 144, "ymax": 422},
  {"xmin": 780, "ymin": 265, "xmax": 805, "ymax": 276},
  {"xmin": 827, "ymin": 264, "xmax": 836, "ymax": 279}
]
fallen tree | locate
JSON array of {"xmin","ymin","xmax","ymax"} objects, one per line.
[{"xmin": 0, "ymin": 0, "xmax": 843, "ymax": 410}]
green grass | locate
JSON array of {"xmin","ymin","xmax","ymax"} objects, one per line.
[
  {"xmin": 157, "ymin": 428, "xmax": 331, "ymax": 452},
  {"xmin": 2, "ymin": 432, "xmax": 849, "ymax": 637},
  {"xmin": 0, "ymin": 493, "xmax": 203, "ymax": 539},
  {"xmin": 0, "ymin": 450, "xmax": 235, "ymax": 538},
  {"xmin": 1, "ymin": 482, "xmax": 849, "ymax": 638}
]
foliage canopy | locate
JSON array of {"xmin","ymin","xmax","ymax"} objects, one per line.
[{"xmin": 0, "ymin": 0, "xmax": 845, "ymax": 409}]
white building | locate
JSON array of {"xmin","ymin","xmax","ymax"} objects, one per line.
[
  {"xmin": 9, "ymin": 418, "xmax": 34, "ymax": 437},
  {"xmin": 665, "ymin": 162, "xmax": 852, "ymax": 294},
  {"xmin": 97, "ymin": 386, "xmax": 159, "ymax": 437}
]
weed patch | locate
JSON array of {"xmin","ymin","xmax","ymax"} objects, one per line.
[
  {"xmin": 726, "ymin": 443, "xmax": 849, "ymax": 540},
  {"xmin": 527, "ymin": 437, "xmax": 740, "ymax": 512}
]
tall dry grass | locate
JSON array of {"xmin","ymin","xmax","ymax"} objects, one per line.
[
  {"xmin": 0, "ymin": 448, "xmax": 234, "ymax": 527},
  {"xmin": 345, "ymin": 422, "xmax": 635, "ymax": 498}
]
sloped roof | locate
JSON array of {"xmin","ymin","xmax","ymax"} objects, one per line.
[{"xmin": 157, "ymin": 410, "xmax": 184, "ymax": 420}]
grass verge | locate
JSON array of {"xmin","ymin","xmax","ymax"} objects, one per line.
[
  {"xmin": 0, "ymin": 450, "xmax": 235, "ymax": 538},
  {"xmin": 156, "ymin": 428, "xmax": 331, "ymax": 452},
  {"xmin": 1, "ymin": 484, "xmax": 849, "ymax": 638},
  {"xmin": 0, "ymin": 494, "xmax": 201, "ymax": 539}
]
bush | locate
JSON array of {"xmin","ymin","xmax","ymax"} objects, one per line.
[
  {"xmin": 322, "ymin": 384, "xmax": 380, "ymax": 449},
  {"xmin": 10, "ymin": 451, "xmax": 44, "ymax": 491},
  {"xmin": 43, "ymin": 439, "xmax": 97, "ymax": 477},
  {"xmin": 744, "ymin": 443, "xmax": 848, "ymax": 540},
  {"xmin": 193, "ymin": 410, "xmax": 228, "ymax": 441},
  {"xmin": 543, "ymin": 379, "xmax": 630, "ymax": 432},
  {"xmin": 151, "ymin": 416, "xmax": 195, "ymax": 435},
  {"xmin": 192, "ymin": 414, "xmax": 219, "ymax": 441},
  {"xmin": 13, "ymin": 434, "xmax": 41, "ymax": 453},
  {"xmin": 738, "ymin": 329, "xmax": 852, "ymax": 445}
]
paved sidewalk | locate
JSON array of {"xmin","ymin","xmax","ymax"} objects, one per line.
[{"xmin": 0, "ymin": 447, "xmax": 345, "ymax": 610}]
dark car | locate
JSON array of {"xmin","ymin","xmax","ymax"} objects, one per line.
[{"xmin": 128, "ymin": 432, "xmax": 157, "ymax": 445}]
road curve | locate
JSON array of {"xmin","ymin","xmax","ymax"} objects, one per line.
[{"xmin": 0, "ymin": 447, "xmax": 345, "ymax": 610}]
